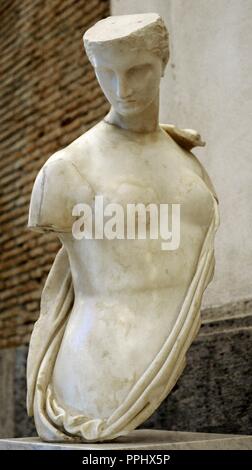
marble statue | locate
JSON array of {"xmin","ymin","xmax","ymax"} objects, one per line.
[{"xmin": 26, "ymin": 13, "xmax": 219, "ymax": 442}]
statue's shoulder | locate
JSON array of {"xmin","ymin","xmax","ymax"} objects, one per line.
[
  {"xmin": 28, "ymin": 141, "xmax": 93, "ymax": 233},
  {"xmin": 160, "ymin": 123, "xmax": 205, "ymax": 151},
  {"xmin": 161, "ymin": 123, "xmax": 218, "ymax": 203}
]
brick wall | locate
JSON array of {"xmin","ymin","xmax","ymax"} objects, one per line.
[{"xmin": 0, "ymin": 0, "xmax": 110, "ymax": 348}]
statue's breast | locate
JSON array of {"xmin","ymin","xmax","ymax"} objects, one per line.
[
  {"xmin": 60, "ymin": 127, "xmax": 214, "ymax": 235},
  {"xmin": 93, "ymin": 165, "xmax": 214, "ymax": 232},
  {"xmin": 59, "ymin": 157, "xmax": 214, "ymax": 298}
]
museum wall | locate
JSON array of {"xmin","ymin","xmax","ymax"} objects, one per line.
[{"xmin": 0, "ymin": 0, "xmax": 251, "ymax": 438}]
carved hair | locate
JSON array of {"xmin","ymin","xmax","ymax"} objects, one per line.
[{"xmin": 84, "ymin": 14, "xmax": 169, "ymax": 70}]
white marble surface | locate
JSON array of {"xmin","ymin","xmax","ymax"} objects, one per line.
[
  {"xmin": 0, "ymin": 430, "xmax": 252, "ymax": 450},
  {"xmin": 26, "ymin": 14, "xmax": 219, "ymax": 442}
]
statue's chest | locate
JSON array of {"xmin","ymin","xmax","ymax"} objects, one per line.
[{"xmin": 83, "ymin": 146, "xmax": 213, "ymax": 229}]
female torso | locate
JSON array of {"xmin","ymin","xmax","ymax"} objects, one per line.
[{"xmin": 49, "ymin": 120, "xmax": 214, "ymax": 418}]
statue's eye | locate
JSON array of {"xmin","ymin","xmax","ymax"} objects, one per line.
[
  {"xmin": 128, "ymin": 64, "xmax": 152, "ymax": 76},
  {"xmin": 128, "ymin": 65, "xmax": 142, "ymax": 75}
]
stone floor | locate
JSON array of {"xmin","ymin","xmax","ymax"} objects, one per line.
[{"xmin": 1, "ymin": 429, "xmax": 252, "ymax": 450}]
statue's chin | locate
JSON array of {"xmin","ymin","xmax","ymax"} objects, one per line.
[{"xmin": 114, "ymin": 100, "xmax": 152, "ymax": 118}]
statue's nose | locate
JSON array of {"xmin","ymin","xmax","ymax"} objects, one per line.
[{"xmin": 116, "ymin": 75, "xmax": 132, "ymax": 99}]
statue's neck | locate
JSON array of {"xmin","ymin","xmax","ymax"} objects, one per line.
[{"xmin": 104, "ymin": 92, "xmax": 160, "ymax": 134}]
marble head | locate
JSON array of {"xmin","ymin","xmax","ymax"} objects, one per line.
[{"xmin": 83, "ymin": 14, "xmax": 169, "ymax": 117}]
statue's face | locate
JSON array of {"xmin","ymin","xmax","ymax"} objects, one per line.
[{"xmin": 92, "ymin": 42, "xmax": 163, "ymax": 116}]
